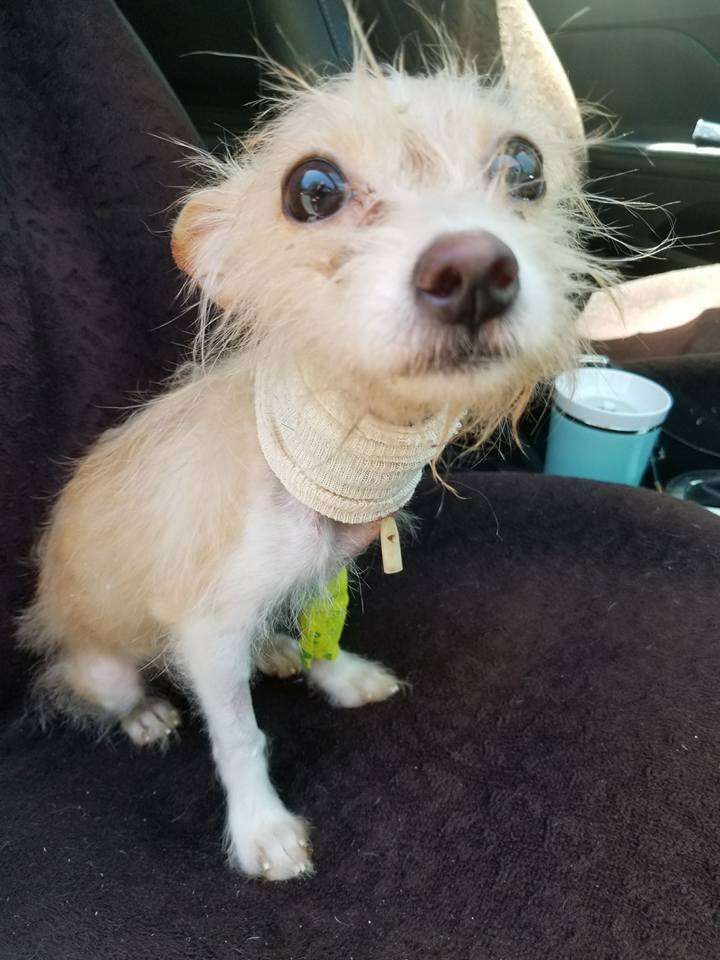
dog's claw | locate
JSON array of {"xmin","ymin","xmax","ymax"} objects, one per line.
[
  {"xmin": 258, "ymin": 633, "xmax": 304, "ymax": 679},
  {"xmin": 310, "ymin": 651, "xmax": 402, "ymax": 709},
  {"xmin": 121, "ymin": 698, "xmax": 182, "ymax": 747}
]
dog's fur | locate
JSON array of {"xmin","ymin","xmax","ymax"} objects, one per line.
[{"xmin": 18, "ymin": 30, "xmax": 612, "ymax": 880}]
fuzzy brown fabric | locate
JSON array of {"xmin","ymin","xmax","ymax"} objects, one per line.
[
  {"xmin": 3, "ymin": 472, "xmax": 720, "ymax": 959},
  {"xmin": 596, "ymin": 310, "xmax": 720, "ymax": 365},
  {"xmin": 0, "ymin": 0, "xmax": 199, "ymax": 705}
]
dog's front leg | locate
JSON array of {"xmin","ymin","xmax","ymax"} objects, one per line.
[
  {"xmin": 176, "ymin": 616, "xmax": 313, "ymax": 881},
  {"xmin": 260, "ymin": 634, "xmax": 401, "ymax": 708}
]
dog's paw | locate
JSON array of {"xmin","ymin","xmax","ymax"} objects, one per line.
[
  {"xmin": 309, "ymin": 650, "xmax": 401, "ymax": 708},
  {"xmin": 227, "ymin": 807, "xmax": 313, "ymax": 881},
  {"xmin": 258, "ymin": 632, "xmax": 303, "ymax": 679},
  {"xmin": 120, "ymin": 697, "xmax": 181, "ymax": 747}
]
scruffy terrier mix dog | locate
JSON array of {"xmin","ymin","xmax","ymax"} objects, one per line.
[{"xmin": 19, "ymin": 21, "xmax": 609, "ymax": 880}]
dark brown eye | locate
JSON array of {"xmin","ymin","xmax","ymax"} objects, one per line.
[
  {"xmin": 490, "ymin": 137, "xmax": 545, "ymax": 201},
  {"xmin": 283, "ymin": 157, "xmax": 349, "ymax": 222}
]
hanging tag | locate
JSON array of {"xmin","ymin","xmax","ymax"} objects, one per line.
[{"xmin": 380, "ymin": 516, "xmax": 403, "ymax": 574}]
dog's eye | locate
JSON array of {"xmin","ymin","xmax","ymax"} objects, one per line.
[
  {"xmin": 490, "ymin": 137, "xmax": 545, "ymax": 201},
  {"xmin": 283, "ymin": 158, "xmax": 349, "ymax": 222}
]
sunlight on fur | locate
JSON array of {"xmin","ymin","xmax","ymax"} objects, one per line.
[{"xmin": 19, "ymin": 9, "xmax": 627, "ymax": 881}]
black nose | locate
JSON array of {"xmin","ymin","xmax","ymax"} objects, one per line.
[{"xmin": 413, "ymin": 230, "xmax": 520, "ymax": 330}]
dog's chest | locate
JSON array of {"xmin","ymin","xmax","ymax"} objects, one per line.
[
  {"xmin": 222, "ymin": 483, "xmax": 381, "ymax": 615},
  {"xmin": 277, "ymin": 491, "xmax": 381, "ymax": 587}
]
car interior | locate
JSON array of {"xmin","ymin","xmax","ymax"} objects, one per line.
[{"xmin": 2, "ymin": 2, "xmax": 719, "ymax": 957}]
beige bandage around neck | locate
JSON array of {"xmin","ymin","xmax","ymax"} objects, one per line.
[{"xmin": 254, "ymin": 362, "xmax": 453, "ymax": 524}]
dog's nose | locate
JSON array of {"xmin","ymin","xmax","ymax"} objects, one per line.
[{"xmin": 413, "ymin": 231, "xmax": 519, "ymax": 330}]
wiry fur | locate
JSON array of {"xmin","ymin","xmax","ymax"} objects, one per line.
[{"xmin": 18, "ymin": 22, "xmax": 619, "ymax": 880}]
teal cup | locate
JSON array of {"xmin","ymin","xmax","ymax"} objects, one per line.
[{"xmin": 544, "ymin": 367, "xmax": 673, "ymax": 486}]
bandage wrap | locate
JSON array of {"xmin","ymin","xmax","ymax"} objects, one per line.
[
  {"xmin": 298, "ymin": 567, "xmax": 349, "ymax": 665},
  {"xmin": 254, "ymin": 363, "xmax": 452, "ymax": 524}
]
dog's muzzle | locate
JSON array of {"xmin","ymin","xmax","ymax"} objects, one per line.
[{"xmin": 413, "ymin": 230, "xmax": 519, "ymax": 333}]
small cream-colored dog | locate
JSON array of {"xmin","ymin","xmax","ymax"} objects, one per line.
[{"xmin": 19, "ymin": 27, "xmax": 607, "ymax": 880}]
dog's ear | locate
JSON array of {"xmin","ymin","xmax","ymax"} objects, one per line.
[
  {"xmin": 171, "ymin": 188, "xmax": 229, "ymax": 283},
  {"xmin": 172, "ymin": 168, "xmax": 257, "ymax": 310},
  {"xmin": 497, "ymin": 0, "xmax": 584, "ymax": 146}
]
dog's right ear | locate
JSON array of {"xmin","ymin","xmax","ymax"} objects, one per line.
[
  {"xmin": 171, "ymin": 187, "xmax": 233, "ymax": 302},
  {"xmin": 171, "ymin": 194, "xmax": 211, "ymax": 278}
]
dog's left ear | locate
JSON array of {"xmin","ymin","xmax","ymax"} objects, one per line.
[{"xmin": 497, "ymin": 0, "xmax": 584, "ymax": 147}]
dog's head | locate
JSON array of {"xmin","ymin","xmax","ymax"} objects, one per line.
[{"xmin": 173, "ymin": 34, "xmax": 603, "ymax": 427}]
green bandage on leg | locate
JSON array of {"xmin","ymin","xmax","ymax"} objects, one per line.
[{"xmin": 298, "ymin": 567, "xmax": 349, "ymax": 666}]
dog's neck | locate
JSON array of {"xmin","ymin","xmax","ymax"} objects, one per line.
[{"xmin": 254, "ymin": 360, "xmax": 454, "ymax": 524}]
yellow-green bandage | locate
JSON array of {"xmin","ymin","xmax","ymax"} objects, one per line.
[{"xmin": 298, "ymin": 567, "xmax": 349, "ymax": 666}]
